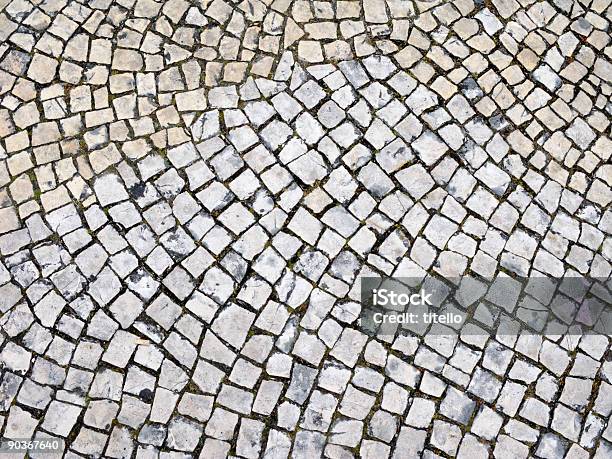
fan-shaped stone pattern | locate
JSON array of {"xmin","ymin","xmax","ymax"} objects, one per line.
[{"xmin": 0, "ymin": 0, "xmax": 610, "ymax": 457}]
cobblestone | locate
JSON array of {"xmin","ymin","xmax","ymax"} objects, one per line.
[{"xmin": 0, "ymin": 0, "xmax": 611, "ymax": 457}]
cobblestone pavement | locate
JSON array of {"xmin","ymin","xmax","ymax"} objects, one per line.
[{"xmin": 0, "ymin": 0, "xmax": 611, "ymax": 457}]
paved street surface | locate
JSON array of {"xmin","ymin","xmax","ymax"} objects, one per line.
[{"xmin": 0, "ymin": 0, "xmax": 610, "ymax": 457}]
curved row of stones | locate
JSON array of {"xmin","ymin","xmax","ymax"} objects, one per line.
[{"xmin": 0, "ymin": 0, "xmax": 611, "ymax": 458}]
